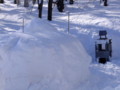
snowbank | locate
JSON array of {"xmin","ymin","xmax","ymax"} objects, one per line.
[{"xmin": 0, "ymin": 18, "xmax": 91, "ymax": 90}]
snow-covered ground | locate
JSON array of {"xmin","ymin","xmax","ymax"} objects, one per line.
[
  {"xmin": 0, "ymin": 0, "xmax": 120, "ymax": 90},
  {"xmin": 0, "ymin": 18, "xmax": 91, "ymax": 90}
]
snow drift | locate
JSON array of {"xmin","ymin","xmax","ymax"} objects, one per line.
[{"xmin": 0, "ymin": 18, "xmax": 91, "ymax": 90}]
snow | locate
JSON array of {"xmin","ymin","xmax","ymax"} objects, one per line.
[
  {"xmin": 0, "ymin": 18, "xmax": 91, "ymax": 90},
  {"xmin": 0, "ymin": 0, "xmax": 120, "ymax": 90}
]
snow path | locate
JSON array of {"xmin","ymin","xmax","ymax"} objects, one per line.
[
  {"xmin": 50, "ymin": 0, "xmax": 120, "ymax": 59},
  {"xmin": 0, "ymin": 0, "xmax": 36, "ymax": 32},
  {"xmin": 89, "ymin": 62, "xmax": 120, "ymax": 90},
  {"xmin": 0, "ymin": 3, "xmax": 21, "ymax": 31},
  {"xmin": 50, "ymin": 0, "xmax": 120, "ymax": 89}
]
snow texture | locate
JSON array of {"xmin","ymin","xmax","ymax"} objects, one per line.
[
  {"xmin": 0, "ymin": 19, "xmax": 91, "ymax": 90},
  {"xmin": 0, "ymin": 0, "xmax": 120, "ymax": 90}
]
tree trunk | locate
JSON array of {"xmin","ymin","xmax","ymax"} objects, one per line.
[
  {"xmin": 69, "ymin": 0, "xmax": 74, "ymax": 4},
  {"xmin": 48, "ymin": 0, "xmax": 53, "ymax": 21},
  {"xmin": 104, "ymin": 0, "xmax": 108, "ymax": 6},
  {"xmin": 38, "ymin": 0, "xmax": 43, "ymax": 18},
  {"xmin": 24, "ymin": 0, "xmax": 29, "ymax": 7},
  {"xmin": 33, "ymin": 0, "xmax": 36, "ymax": 4},
  {"xmin": 14, "ymin": 0, "xmax": 20, "ymax": 5},
  {"xmin": 14, "ymin": 0, "xmax": 17, "ymax": 4},
  {"xmin": 57, "ymin": 0, "xmax": 64, "ymax": 12},
  {"xmin": 0, "ymin": 0, "xmax": 4, "ymax": 3}
]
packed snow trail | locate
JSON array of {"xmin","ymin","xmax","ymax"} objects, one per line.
[
  {"xmin": 50, "ymin": 0, "xmax": 120, "ymax": 89},
  {"xmin": 0, "ymin": 0, "xmax": 36, "ymax": 32},
  {"xmin": 51, "ymin": 0, "xmax": 120, "ymax": 60}
]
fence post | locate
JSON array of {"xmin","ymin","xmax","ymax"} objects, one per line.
[
  {"xmin": 68, "ymin": 12, "xmax": 70, "ymax": 34},
  {"xmin": 22, "ymin": 18, "xmax": 24, "ymax": 33}
]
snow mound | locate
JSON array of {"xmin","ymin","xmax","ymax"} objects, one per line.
[{"xmin": 0, "ymin": 18, "xmax": 91, "ymax": 90}]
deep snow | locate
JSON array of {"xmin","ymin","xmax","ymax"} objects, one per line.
[
  {"xmin": 0, "ymin": 0, "xmax": 120, "ymax": 90},
  {"xmin": 0, "ymin": 18, "xmax": 91, "ymax": 90}
]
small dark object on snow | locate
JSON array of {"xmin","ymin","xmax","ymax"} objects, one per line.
[
  {"xmin": 99, "ymin": 58, "xmax": 109, "ymax": 64},
  {"xmin": 95, "ymin": 30, "xmax": 112, "ymax": 64},
  {"xmin": 99, "ymin": 31, "xmax": 107, "ymax": 39}
]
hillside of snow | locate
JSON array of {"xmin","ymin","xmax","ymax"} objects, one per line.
[
  {"xmin": 0, "ymin": 18, "xmax": 91, "ymax": 90},
  {"xmin": 0, "ymin": 0, "xmax": 120, "ymax": 90}
]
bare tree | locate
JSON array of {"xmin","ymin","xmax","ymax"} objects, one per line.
[
  {"xmin": 38, "ymin": 0, "xmax": 43, "ymax": 18},
  {"xmin": 69, "ymin": 0, "xmax": 74, "ymax": 4},
  {"xmin": 24, "ymin": 0, "xmax": 29, "ymax": 7},
  {"xmin": 33, "ymin": 0, "xmax": 36, "ymax": 4},
  {"xmin": 57, "ymin": 0, "xmax": 64, "ymax": 12},
  {"xmin": 48, "ymin": 0, "xmax": 53, "ymax": 20},
  {"xmin": 14, "ymin": 0, "xmax": 20, "ymax": 5},
  {"xmin": 0, "ymin": 0, "xmax": 4, "ymax": 3},
  {"xmin": 104, "ymin": 0, "xmax": 108, "ymax": 6},
  {"xmin": 14, "ymin": 0, "xmax": 17, "ymax": 4}
]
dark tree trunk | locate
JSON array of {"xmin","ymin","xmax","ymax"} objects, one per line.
[
  {"xmin": 0, "ymin": 0, "xmax": 4, "ymax": 3},
  {"xmin": 24, "ymin": 0, "xmax": 29, "ymax": 7},
  {"xmin": 48, "ymin": 0, "xmax": 53, "ymax": 21},
  {"xmin": 33, "ymin": 0, "xmax": 36, "ymax": 4},
  {"xmin": 69, "ymin": 0, "xmax": 74, "ymax": 4},
  {"xmin": 57, "ymin": 0, "xmax": 64, "ymax": 12},
  {"xmin": 14, "ymin": 0, "xmax": 20, "ymax": 5},
  {"xmin": 14, "ymin": 0, "xmax": 17, "ymax": 4},
  {"xmin": 104, "ymin": 0, "xmax": 108, "ymax": 6},
  {"xmin": 38, "ymin": 0, "xmax": 43, "ymax": 18}
]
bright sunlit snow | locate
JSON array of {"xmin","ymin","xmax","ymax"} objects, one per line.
[
  {"xmin": 0, "ymin": 0, "xmax": 120, "ymax": 90},
  {"xmin": 0, "ymin": 18, "xmax": 91, "ymax": 90}
]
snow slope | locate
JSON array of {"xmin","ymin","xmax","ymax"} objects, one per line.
[
  {"xmin": 0, "ymin": 18, "xmax": 91, "ymax": 90},
  {"xmin": 0, "ymin": 0, "xmax": 120, "ymax": 90}
]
